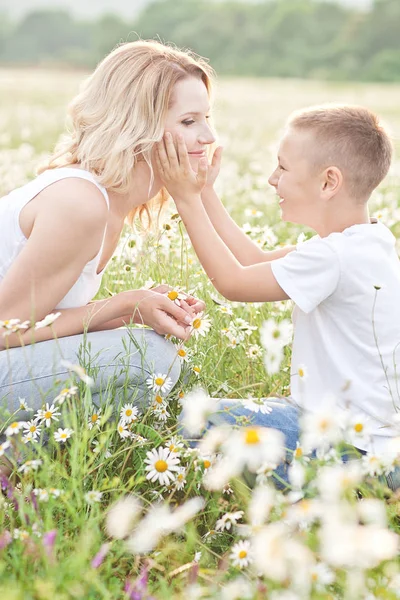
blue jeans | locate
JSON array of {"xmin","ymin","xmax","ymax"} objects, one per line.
[
  {"xmin": 208, "ymin": 397, "xmax": 400, "ymax": 492},
  {"xmin": 0, "ymin": 328, "xmax": 181, "ymax": 422}
]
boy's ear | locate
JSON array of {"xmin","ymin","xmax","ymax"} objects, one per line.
[{"xmin": 321, "ymin": 166, "xmax": 343, "ymax": 198}]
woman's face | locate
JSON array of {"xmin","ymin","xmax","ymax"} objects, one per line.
[{"xmin": 163, "ymin": 76, "xmax": 216, "ymax": 168}]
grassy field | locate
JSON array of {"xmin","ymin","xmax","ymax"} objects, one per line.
[{"xmin": 1, "ymin": 69, "xmax": 400, "ymax": 599}]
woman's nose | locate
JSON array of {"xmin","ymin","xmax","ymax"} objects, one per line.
[
  {"xmin": 199, "ymin": 124, "xmax": 216, "ymax": 145},
  {"xmin": 268, "ymin": 169, "xmax": 278, "ymax": 187}
]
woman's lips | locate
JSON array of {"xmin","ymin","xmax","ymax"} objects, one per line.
[{"xmin": 188, "ymin": 151, "xmax": 206, "ymax": 156}]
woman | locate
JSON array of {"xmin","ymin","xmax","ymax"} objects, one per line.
[{"xmin": 0, "ymin": 40, "xmax": 216, "ymax": 473}]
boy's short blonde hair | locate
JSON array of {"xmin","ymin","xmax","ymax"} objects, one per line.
[{"xmin": 288, "ymin": 105, "xmax": 393, "ymax": 201}]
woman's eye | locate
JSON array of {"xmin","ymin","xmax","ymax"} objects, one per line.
[{"xmin": 182, "ymin": 119, "xmax": 195, "ymax": 126}]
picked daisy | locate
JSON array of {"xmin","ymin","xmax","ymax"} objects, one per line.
[
  {"xmin": 144, "ymin": 447, "xmax": 180, "ymax": 486},
  {"xmin": 166, "ymin": 289, "xmax": 187, "ymax": 306},
  {"xmin": 36, "ymin": 403, "xmax": 61, "ymax": 428},
  {"xmin": 146, "ymin": 373, "xmax": 173, "ymax": 395},
  {"xmin": 54, "ymin": 428, "xmax": 74, "ymax": 443},
  {"xmin": 230, "ymin": 540, "xmax": 252, "ymax": 569},
  {"xmin": 120, "ymin": 403, "xmax": 139, "ymax": 424},
  {"xmin": 190, "ymin": 312, "xmax": 212, "ymax": 339}
]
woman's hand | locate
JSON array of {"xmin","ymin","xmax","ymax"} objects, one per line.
[
  {"xmin": 155, "ymin": 133, "xmax": 208, "ymax": 202},
  {"xmin": 129, "ymin": 289, "xmax": 194, "ymax": 340},
  {"xmin": 151, "ymin": 283, "xmax": 206, "ymax": 314},
  {"xmin": 204, "ymin": 146, "xmax": 223, "ymax": 189}
]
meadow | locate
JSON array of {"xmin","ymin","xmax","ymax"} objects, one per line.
[{"xmin": 1, "ymin": 69, "xmax": 400, "ymax": 599}]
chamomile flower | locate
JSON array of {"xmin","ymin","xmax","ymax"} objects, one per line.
[
  {"xmin": 144, "ymin": 447, "xmax": 180, "ymax": 486},
  {"xmin": 230, "ymin": 540, "xmax": 252, "ymax": 569},
  {"xmin": 0, "ymin": 318, "xmax": 30, "ymax": 335},
  {"xmin": 22, "ymin": 417, "xmax": 40, "ymax": 435},
  {"xmin": 18, "ymin": 459, "xmax": 42, "ymax": 474},
  {"xmin": 176, "ymin": 346, "xmax": 191, "ymax": 363},
  {"xmin": 192, "ymin": 365, "xmax": 202, "ymax": 376},
  {"xmin": 54, "ymin": 386, "xmax": 78, "ymax": 405},
  {"xmin": 260, "ymin": 318, "xmax": 293, "ymax": 351},
  {"xmin": 36, "ymin": 403, "xmax": 61, "ymax": 427},
  {"xmin": 33, "ymin": 488, "xmax": 50, "ymax": 502},
  {"xmin": 120, "ymin": 403, "xmax": 139, "ymax": 424},
  {"xmin": 117, "ymin": 421, "xmax": 131, "ymax": 439},
  {"xmin": 296, "ymin": 364, "xmax": 308, "ymax": 381},
  {"xmin": 154, "ymin": 405, "xmax": 170, "ymax": 422},
  {"xmin": 190, "ymin": 312, "xmax": 212, "ymax": 339},
  {"xmin": 174, "ymin": 467, "xmax": 187, "ymax": 490},
  {"xmin": 18, "ymin": 398, "xmax": 32, "ymax": 412},
  {"xmin": 85, "ymin": 490, "xmax": 103, "ymax": 504},
  {"xmin": 166, "ymin": 289, "xmax": 187, "ymax": 305},
  {"xmin": 246, "ymin": 344, "xmax": 263, "ymax": 359},
  {"xmin": 87, "ymin": 407, "xmax": 102, "ymax": 430},
  {"xmin": 165, "ymin": 436, "xmax": 184, "ymax": 454},
  {"xmin": 54, "ymin": 428, "xmax": 74, "ymax": 443},
  {"xmin": 345, "ymin": 413, "xmax": 373, "ymax": 447},
  {"xmin": 0, "ymin": 440, "xmax": 10, "ymax": 456},
  {"xmin": 215, "ymin": 510, "xmax": 244, "ymax": 532},
  {"xmin": 242, "ymin": 397, "xmax": 273, "ymax": 414},
  {"xmin": 60, "ymin": 360, "xmax": 94, "ymax": 386},
  {"xmin": 34, "ymin": 312, "xmax": 61, "ymax": 329},
  {"xmin": 146, "ymin": 373, "xmax": 173, "ymax": 394},
  {"xmin": 5, "ymin": 421, "xmax": 25, "ymax": 436}
]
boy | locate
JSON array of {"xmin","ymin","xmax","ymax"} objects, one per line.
[{"xmin": 156, "ymin": 105, "xmax": 400, "ymax": 487}]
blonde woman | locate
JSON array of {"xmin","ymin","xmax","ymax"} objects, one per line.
[{"xmin": 0, "ymin": 40, "xmax": 216, "ymax": 472}]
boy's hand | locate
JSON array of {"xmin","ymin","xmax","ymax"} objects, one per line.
[{"xmin": 156, "ymin": 133, "xmax": 208, "ymax": 202}]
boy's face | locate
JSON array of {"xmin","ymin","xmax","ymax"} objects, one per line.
[{"xmin": 268, "ymin": 128, "xmax": 323, "ymax": 227}]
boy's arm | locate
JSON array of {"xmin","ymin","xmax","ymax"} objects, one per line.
[
  {"xmin": 201, "ymin": 186, "xmax": 295, "ymax": 265},
  {"xmin": 177, "ymin": 195, "xmax": 289, "ymax": 302}
]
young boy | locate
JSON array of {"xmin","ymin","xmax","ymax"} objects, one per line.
[{"xmin": 156, "ymin": 105, "xmax": 400, "ymax": 488}]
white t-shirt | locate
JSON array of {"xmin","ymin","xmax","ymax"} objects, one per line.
[{"xmin": 271, "ymin": 221, "xmax": 400, "ymax": 453}]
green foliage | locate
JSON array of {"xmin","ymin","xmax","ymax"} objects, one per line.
[{"xmin": 0, "ymin": 0, "xmax": 400, "ymax": 80}]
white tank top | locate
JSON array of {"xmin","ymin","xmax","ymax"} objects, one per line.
[{"xmin": 0, "ymin": 167, "xmax": 110, "ymax": 310}]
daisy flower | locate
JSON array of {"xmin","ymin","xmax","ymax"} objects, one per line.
[
  {"xmin": 190, "ymin": 312, "xmax": 212, "ymax": 339},
  {"xmin": 144, "ymin": 447, "xmax": 180, "ymax": 486},
  {"xmin": 36, "ymin": 403, "xmax": 61, "ymax": 428},
  {"xmin": 5, "ymin": 421, "xmax": 25, "ymax": 436},
  {"xmin": 230, "ymin": 540, "xmax": 252, "ymax": 569},
  {"xmin": 23, "ymin": 420, "xmax": 41, "ymax": 439},
  {"xmin": 117, "ymin": 421, "xmax": 131, "ymax": 439},
  {"xmin": 260, "ymin": 318, "xmax": 293, "ymax": 351},
  {"xmin": 263, "ymin": 349, "xmax": 284, "ymax": 375},
  {"xmin": 120, "ymin": 403, "xmax": 139, "ymax": 424},
  {"xmin": 54, "ymin": 428, "xmax": 74, "ymax": 443},
  {"xmin": 0, "ymin": 318, "xmax": 30, "ymax": 335},
  {"xmin": 34, "ymin": 312, "xmax": 61, "ymax": 329},
  {"xmin": 60, "ymin": 360, "xmax": 94, "ymax": 386},
  {"xmin": 0, "ymin": 440, "xmax": 10, "ymax": 456},
  {"xmin": 18, "ymin": 459, "xmax": 42, "ymax": 474},
  {"xmin": 296, "ymin": 364, "xmax": 308, "ymax": 381},
  {"xmin": 215, "ymin": 510, "xmax": 244, "ymax": 532},
  {"xmin": 54, "ymin": 386, "xmax": 78, "ymax": 405},
  {"xmin": 88, "ymin": 407, "xmax": 102, "ymax": 430},
  {"xmin": 192, "ymin": 365, "xmax": 202, "ymax": 376},
  {"xmin": 246, "ymin": 344, "xmax": 263, "ymax": 359},
  {"xmin": 174, "ymin": 467, "xmax": 187, "ymax": 490},
  {"xmin": 105, "ymin": 495, "xmax": 142, "ymax": 539},
  {"xmin": 85, "ymin": 490, "xmax": 103, "ymax": 504},
  {"xmin": 166, "ymin": 289, "xmax": 187, "ymax": 305},
  {"xmin": 33, "ymin": 488, "xmax": 50, "ymax": 502},
  {"xmin": 165, "ymin": 436, "xmax": 184, "ymax": 454},
  {"xmin": 242, "ymin": 397, "xmax": 273, "ymax": 415},
  {"xmin": 223, "ymin": 426, "xmax": 285, "ymax": 473},
  {"xmin": 176, "ymin": 346, "xmax": 191, "ymax": 363},
  {"xmin": 154, "ymin": 405, "xmax": 170, "ymax": 422},
  {"xmin": 18, "ymin": 398, "xmax": 33, "ymax": 412},
  {"xmin": 146, "ymin": 373, "xmax": 173, "ymax": 394}
]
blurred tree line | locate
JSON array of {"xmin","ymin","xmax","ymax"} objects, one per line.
[{"xmin": 1, "ymin": 0, "xmax": 400, "ymax": 81}]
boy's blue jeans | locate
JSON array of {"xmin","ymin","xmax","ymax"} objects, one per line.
[{"xmin": 207, "ymin": 397, "xmax": 400, "ymax": 492}]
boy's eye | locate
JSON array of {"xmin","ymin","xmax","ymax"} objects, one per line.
[{"xmin": 182, "ymin": 119, "xmax": 195, "ymax": 126}]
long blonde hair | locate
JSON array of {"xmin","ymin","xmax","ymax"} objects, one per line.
[{"xmin": 39, "ymin": 40, "xmax": 214, "ymax": 224}]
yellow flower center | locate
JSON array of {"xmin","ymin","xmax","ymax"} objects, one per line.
[
  {"xmin": 298, "ymin": 368, "xmax": 305, "ymax": 378},
  {"xmin": 272, "ymin": 330, "xmax": 280, "ymax": 339},
  {"xmin": 311, "ymin": 572, "xmax": 318, "ymax": 582},
  {"xmin": 29, "ymin": 425, "xmax": 37, "ymax": 433},
  {"xmin": 155, "ymin": 460, "xmax": 168, "ymax": 473},
  {"xmin": 61, "ymin": 433, "xmax": 67, "ymax": 439},
  {"xmin": 245, "ymin": 428, "xmax": 260, "ymax": 445},
  {"xmin": 179, "ymin": 392, "xmax": 184, "ymax": 399},
  {"xmin": 294, "ymin": 447, "xmax": 303, "ymax": 458},
  {"xmin": 155, "ymin": 377, "xmax": 165, "ymax": 386},
  {"xmin": 125, "ymin": 409, "xmax": 132, "ymax": 417},
  {"xmin": 60, "ymin": 388, "xmax": 69, "ymax": 395},
  {"xmin": 118, "ymin": 425, "xmax": 124, "ymax": 433},
  {"xmin": 319, "ymin": 419, "xmax": 329, "ymax": 432},
  {"xmin": 193, "ymin": 366, "xmax": 201, "ymax": 373},
  {"xmin": 192, "ymin": 319, "xmax": 201, "ymax": 329},
  {"xmin": 155, "ymin": 395, "xmax": 163, "ymax": 404},
  {"xmin": 239, "ymin": 550, "xmax": 247, "ymax": 559},
  {"xmin": 10, "ymin": 422, "xmax": 19, "ymax": 429},
  {"xmin": 178, "ymin": 349, "xmax": 186, "ymax": 357},
  {"xmin": 168, "ymin": 291, "xmax": 179, "ymax": 301},
  {"xmin": 354, "ymin": 423, "xmax": 363, "ymax": 433},
  {"xmin": 91, "ymin": 414, "xmax": 98, "ymax": 422},
  {"xmin": 203, "ymin": 460, "xmax": 211, "ymax": 469},
  {"xmin": 44, "ymin": 411, "xmax": 52, "ymax": 419}
]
